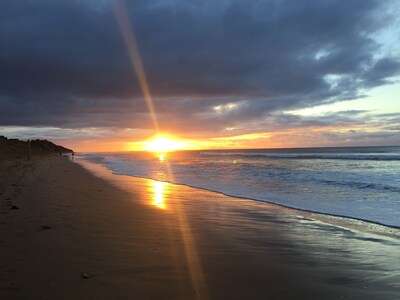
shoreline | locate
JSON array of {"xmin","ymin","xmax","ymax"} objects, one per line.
[
  {"xmin": 117, "ymin": 174, "xmax": 400, "ymax": 232},
  {"xmin": 80, "ymin": 156, "xmax": 400, "ymax": 238},
  {"xmin": 1, "ymin": 156, "xmax": 400, "ymax": 299}
]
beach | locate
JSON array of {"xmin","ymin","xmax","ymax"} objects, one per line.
[{"xmin": 1, "ymin": 156, "xmax": 399, "ymax": 299}]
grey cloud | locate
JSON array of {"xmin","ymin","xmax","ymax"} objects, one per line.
[
  {"xmin": 362, "ymin": 58, "xmax": 400, "ymax": 86},
  {"xmin": 322, "ymin": 130, "xmax": 400, "ymax": 144},
  {"xmin": 0, "ymin": 0, "xmax": 399, "ymax": 136},
  {"xmin": 383, "ymin": 125, "xmax": 400, "ymax": 131}
]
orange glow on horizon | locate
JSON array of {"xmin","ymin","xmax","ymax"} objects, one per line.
[{"xmin": 60, "ymin": 123, "xmax": 383, "ymax": 152}]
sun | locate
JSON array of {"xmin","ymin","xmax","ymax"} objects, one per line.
[{"xmin": 144, "ymin": 136, "xmax": 185, "ymax": 153}]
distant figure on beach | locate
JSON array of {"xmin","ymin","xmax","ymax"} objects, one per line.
[{"xmin": 72, "ymin": 152, "xmax": 74, "ymax": 160}]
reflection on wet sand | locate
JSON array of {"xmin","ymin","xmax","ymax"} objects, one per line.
[
  {"xmin": 149, "ymin": 178, "xmax": 209, "ymax": 299},
  {"xmin": 75, "ymin": 157, "xmax": 400, "ymax": 300},
  {"xmin": 152, "ymin": 181, "xmax": 166, "ymax": 209}
]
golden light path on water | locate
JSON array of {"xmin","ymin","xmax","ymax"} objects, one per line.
[{"xmin": 112, "ymin": 1, "xmax": 208, "ymax": 298}]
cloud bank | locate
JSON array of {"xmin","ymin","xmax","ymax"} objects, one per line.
[{"xmin": 0, "ymin": 0, "xmax": 399, "ymax": 144}]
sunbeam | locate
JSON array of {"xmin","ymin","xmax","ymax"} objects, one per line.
[
  {"xmin": 112, "ymin": 0, "xmax": 159, "ymax": 132},
  {"xmin": 112, "ymin": 2, "xmax": 208, "ymax": 298}
]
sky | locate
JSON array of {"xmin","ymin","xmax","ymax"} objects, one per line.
[{"xmin": 0, "ymin": 0, "xmax": 399, "ymax": 151}]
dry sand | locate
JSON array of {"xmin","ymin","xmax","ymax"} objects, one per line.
[{"xmin": 1, "ymin": 155, "xmax": 399, "ymax": 299}]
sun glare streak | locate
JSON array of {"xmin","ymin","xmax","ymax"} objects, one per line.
[
  {"xmin": 112, "ymin": 0, "xmax": 159, "ymax": 132},
  {"xmin": 174, "ymin": 199, "xmax": 209, "ymax": 300},
  {"xmin": 112, "ymin": 3, "xmax": 208, "ymax": 297}
]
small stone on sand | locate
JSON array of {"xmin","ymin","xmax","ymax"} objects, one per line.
[
  {"xmin": 40, "ymin": 225, "xmax": 52, "ymax": 230},
  {"xmin": 80, "ymin": 273, "xmax": 91, "ymax": 279}
]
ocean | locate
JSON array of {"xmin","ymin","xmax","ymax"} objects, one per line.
[{"xmin": 80, "ymin": 146, "xmax": 400, "ymax": 228}]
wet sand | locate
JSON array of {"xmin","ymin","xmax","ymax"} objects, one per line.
[{"xmin": 1, "ymin": 156, "xmax": 399, "ymax": 299}]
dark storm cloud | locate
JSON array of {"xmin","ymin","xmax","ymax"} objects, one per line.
[{"xmin": 0, "ymin": 0, "xmax": 399, "ymax": 134}]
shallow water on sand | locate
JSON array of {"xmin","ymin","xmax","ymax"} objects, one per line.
[
  {"xmin": 76, "ymin": 157, "xmax": 400, "ymax": 299},
  {"xmin": 80, "ymin": 146, "xmax": 400, "ymax": 227}
]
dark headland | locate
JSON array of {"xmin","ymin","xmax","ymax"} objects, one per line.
[{"xmin": 0, "ymin": 136, "xmax": 73, "ymax": 161}]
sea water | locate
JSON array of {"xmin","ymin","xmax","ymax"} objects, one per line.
[{"xmin": 80, "ymin": 146, "xmax": 400, "ymax": 227}]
